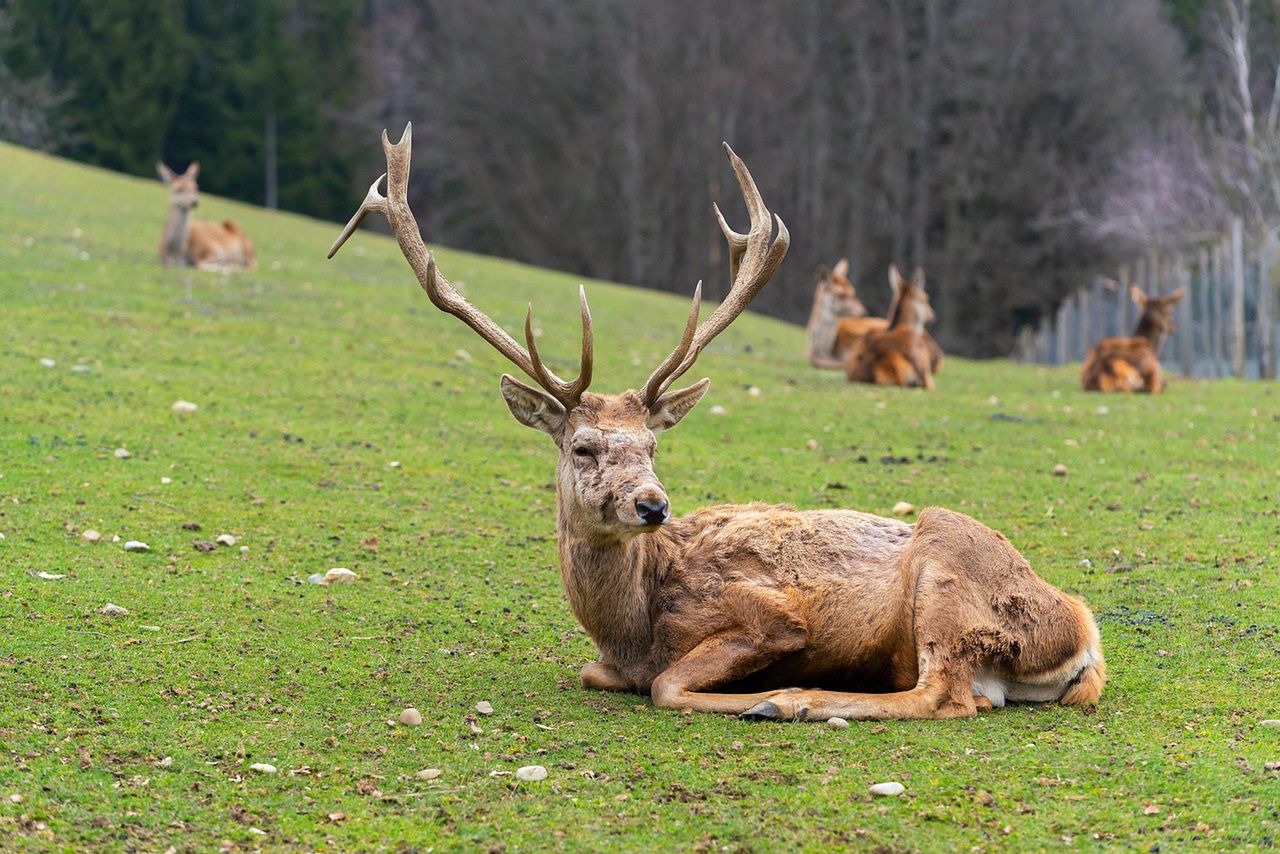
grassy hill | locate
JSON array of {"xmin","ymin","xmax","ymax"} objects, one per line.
[{"xmin": 1, "ymin": 139, "xmax": 1278, "ymax": 851}]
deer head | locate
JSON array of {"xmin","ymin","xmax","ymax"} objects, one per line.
[
  {"xmin": 816, "ymin": 258, "xmax": 866, "ymax": 319},
  {"xmin": 1130, "ymin": 285, "xmax": 1185, "ymax": 351},
  {"xmin": 157, "ymin": 161, "xmax": 201, "ymax": 210},
  {"xmin": 887, "ymin": 264, "xmax": 935, "ymax": 330},
  {"xmin": 329, "ymin": 125, "xmax": 788, "ymax": 540}
]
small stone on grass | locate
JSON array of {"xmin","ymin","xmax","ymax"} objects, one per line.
[
  {"xmin": 1260, "ymin": 719, "xmax": 1280, "ymax": 728},
  {"xmin": 827, "ymin": 717, "xmax": 850, "ymax": 729},
  {"xmin": 399, "ymin": 708, "xmax": 423, "ymax": 727},
  {"xmin": 415, "ymin": 768, "xmax": 442, "ymax": 781},
  {"xmin": 114, "ymin": 448, "xmax": 132, "ymax": 459},
  {"xmin": 82, "ymin": 529, "xmax": 101, "ymax": 542},
  {"xmin": 171, "ymin": 400, "xmax": 199, "ymax": 413},
  {"xmin": 322, "ymin": 567, "xmax": 357, "ymax": 585},
  {"xmin": 1052, "ymin": 463, "xmax": 1068, "ymax": 476},
  {"xmin": 99, "ymin": 603, "xmax": 128, "ymax": 616},
  {"xmin": 475, "ymin": 701, "xmax": 494, "ymax": 716},
  {"xmin": 123, "ymin": 540, "xmax": 150, "ymax": 552},
  {"xmin": 892, "ymin": 501, "xmax": 915, "ymax": 516},
  {"xmin": 215, "ymin": 533, "xmax": 236, "ymax": 547},
  {"xmin": 870, "ymin": 781, "xmax": 905, "ymax": 797},
  {"xmin": 515, "ymin": 765, "xmax": 547, "ymax": 782},
  {"xmin": 249, "ymin": 763, "xmax": 277, "ymax": 774}
]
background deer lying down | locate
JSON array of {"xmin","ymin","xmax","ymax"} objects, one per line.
[
  {"xmin": 157, "ymin": 162, "xmax": 256, "ymax": 270},
  {"xmin": 844, "ymin": 265, "xmax": 942, "ymax": 389},
  {"xmin": 806, "ymin": 258, "xmax": 868, "ymax": 368},
  {"xmin": 1081, "ymin": 286, "xmax": 1185, "ymax": 393},
  {"xmin": 330, "ymin": 125, "xmax": 1105, "ymax": 721}
]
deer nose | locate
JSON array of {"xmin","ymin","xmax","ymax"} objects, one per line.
[{"xmin": 635, "ymin": 498, "xmax": 669, "ymax": 526}]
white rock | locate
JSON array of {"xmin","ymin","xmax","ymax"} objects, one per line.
[
  {"xmin": 240, "ymin": 546, "xmax": 249, "ymax": 554},
  {"xmin": 249, "ymin": 763, "xmax": 277, "ymax": 774},
  {"xmin": 415, "ymin": 768, "xmax": 442, "ymax": 781},
  {"xmin": 160, "ymin": 477, "xmax": 172, "ymax": 484},
  {"xmin": 248, "ymin": 828, "xmax": 266, "ymax": 836},
  {"xmin": 1095, "ymin": 405, "xmax": 1110, "ymax": 415},
  {"xmin": 1052, "ymin": 463, "xmax": 1068, "ymax": 477},
  {"xmin": 8, "ymin": 794, "xmax": 22, "ymax": 803},
  {"xmin": 158, "ymin": 756, "xmax": 174, "ymax": 767},
  {"xmin": 82, "ymin": 529, "xmax": 101, "ymax": 542},
  {"xmin": 1260, "ymin": 719, "xmax": 1280, "ymax": 728},
  {"xmin": 891, "ymin": 501, "xmax": 916, "ymax": 516},
  {"xmin": 1079, "ymin": 558, "xmax": 1092, "ymax": 567},
  {"xmin": 709, "ymin": 405, "xmax": 727, "ymax": 415},
  {"xmin": 323, "ymin": 567, "xmax": 357, "ymax": 585},
  {"xmin": 306, "ymin": 573, "xmax": 325, "ymax": 585},
  {"xmin": 123, "ymin": 540, "xmax": 150, "ymax": 552},
  {"xmin": 71, "ymin": 364, "xmax": 91, "ymax": 374},
  {"xmin": 171, "ymin": 400, "xmax": 199, "ymax": 413},
  {"xmin": 39, "ymin": 358, "xmax": 56, "ymax": 368},
  {"xmin": 870, "ymin": 781, "xmax": 905, "ymax": 797},
  {"xmin": 99, "ymin": 603, "xmax": 128, "ymax": 616},
  {"xmin": 827, "ymin": 717, "xmax": 850, "ymax": 729},
  {"xmin": 515, "ymin": 765, "xmax": 548, "ymax": 782},
  {"xmin": 215, "ymin": 534, "xmax": 237, "ymax": 547},
  {"xmin": 36, "ymin": 571, "xmax": 65, "ymax": 580},
  {"xmin": 747, "ymin": 386, "xmax": 762, "ymax": 397},
  {"xmin": 475, "ymin": 701, "xmax": 494, "ymax": 716},
  {"xmin": 806, "ymin": 439, "xmax": 819, "ymax": 451},
  {"xmin": 388, "ymin": 461, "xmax": 401, "ymax": 469},
  {"xmin": 114, "ymin": 448, "xmax": 132, "ymax": 459},
  {"xmin": 0, "ymin": 533, "xmax": 5, "ymax": 541},
  {"xmin": 399, "ymin": 707, "xmax": 423, "ymax": 726}
]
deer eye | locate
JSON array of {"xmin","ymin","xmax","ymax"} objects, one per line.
[{"xmin": 573, "ymin": 446, "xmax": 594, "ymax": 458}]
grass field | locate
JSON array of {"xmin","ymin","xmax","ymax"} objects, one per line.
[{"xmin": 2, "ymin": 139, "xmax": 1279, "ymax": 852}]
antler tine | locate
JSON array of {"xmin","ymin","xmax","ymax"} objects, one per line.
[
  {"xmin": 328, "ymin": 122, "xmax": 594, "ymax": 410},
  {"xmin": 641, "ymin": 282, "xmax": 702, "ymax": 405},
  {"xmin": 641, "ymin": 143, "xmax": 789, "ymax": 405},
  {"xmin": 523, "ymin": 285, "xmax": 594, "ymax": 410},
  {"xmin": 327, "ymin": 174, "xmax": 387, "ymax": 259}
]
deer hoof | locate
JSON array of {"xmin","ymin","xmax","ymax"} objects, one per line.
[{"xmin": 741, "ymin": 701, "xmax": 782, "ymax": 720}]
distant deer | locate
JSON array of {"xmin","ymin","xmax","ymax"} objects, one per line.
[
  {"xmin": 844, "ymin": 265, "xmax": 942, "ymax": 389},
  {"xmin": 330, "ymin": 125, "xmax": 1104, "ymax": 721},
  {"xmin": 156, "ymin": 161, "xmax": 257, "ymax": 270},
  {"xmin": 1081, "ymin": 285, "xmax": 1185, "ymax": 393},
  {"xmin": 806, "ymin": 258, "xmax": 869, "ymax": 368}
]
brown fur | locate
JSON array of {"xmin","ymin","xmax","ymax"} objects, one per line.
[
  {"xmin": 845, "ymin": 265, "xmax": 941, "ymax": 389},
  {"xmin": 1081, "ymin": 286, "xmax": 1184, "ymax": 393},
  {"xmin": 157, "ymin": 161, "xmax": 256, "ymax": 271}
]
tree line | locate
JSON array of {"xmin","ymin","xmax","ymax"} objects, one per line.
[{"xmin": 4, "ymin": 0, "xmax": 1271, "ymax": 357}]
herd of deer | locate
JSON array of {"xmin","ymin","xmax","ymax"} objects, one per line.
[{"xmin": 149, "ymin": 130, "xmax": 1216, "ymax": 721}]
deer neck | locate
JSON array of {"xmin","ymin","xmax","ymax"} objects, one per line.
[
  {"xmin": 553, "ymin": 471, "xmax": 673, "ymax": 666},
  {"xmin": 161, "ymin": 202, "xmax": 191, "ymax": 263},
  {"xmin": 1132, "ymin": 314, "xmax": 1164, "ymax": 351}
]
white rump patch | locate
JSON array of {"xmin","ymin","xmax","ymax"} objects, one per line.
[{"xmin": 970, "ymin": 670, "xmax": 1007, "ymax": 708}]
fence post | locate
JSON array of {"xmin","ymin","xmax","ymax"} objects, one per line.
[
  {"xmin": 1075, "ymin": 288, "xmax": 1089, "ymax": 361},
  {"xmin": 1117, "ymin": 263, "xmax": 1131, "ymax": 335},
  {"xmin": 1179, "ymin": 260, "xmax": 1193, "ymax": 377},
  {"xmin": 1055, "ymin": 302, "xmax": 1068, "ymax": 364},
  {"xmin": 1230, "ymin": 218, "xmax": 1246, "ymax": 377},
  {"xmin": 1261, "ymin": 236, "xmax": 1275, "ymax": 379},
  {"xmin": 1213, "ymin": 240, "xmax": 1226, "ymax": 377}
]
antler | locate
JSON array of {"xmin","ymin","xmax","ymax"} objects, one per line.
[
  {"xmin": 328, "ymin": 123, "xmax": 592, "ymax": 411},
  {"xmin": 641, "ymin": 143, "xmax": 789, "ymax": 406}
]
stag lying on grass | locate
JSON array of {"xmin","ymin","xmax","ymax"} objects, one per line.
[
  {"xmin": 157, "ymin": 161, "xmax": 257, "ymax": 271},
  {"xmin": 844, "ymin": 265, "xmax": 942, "ymax": 389},
  {"xmin": 1081, "ymin": 285, "xmax": 1185, "ymax": 393},
  {"xmin": 806, "ymin": 259, "xmax": 869, "ymax": 369},
  {"xmin": 329, "ymin": 125, "xmax": 1105, "ymax": 721}
]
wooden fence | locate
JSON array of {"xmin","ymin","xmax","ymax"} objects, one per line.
[{"xmin": 1015, "ymin": 218, "xmax": 1279, "ymax": 380}]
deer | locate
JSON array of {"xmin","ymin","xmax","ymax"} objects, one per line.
[
  {"xmin": 844, "ymin": 265, "xmax": 942, "ymax": 389},
  {"xmin": 329, "ymin": 124, "xmax": 1105, "ymax": 722},
  {"xmin": 156, "ymin": 161, "xmax": 257, "ymax": 271},
  {"xmin": 806, "ymin": 258, "xmax": 869, "ymax": 368},
  {"xmin": 1081, "ymin": 285, "xmax": 1185, "ymax": 393}
]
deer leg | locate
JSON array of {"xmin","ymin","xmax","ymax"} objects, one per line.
[
  {"xmin": 649, "ymin": 631, "xmax": 804, "ymax": 716},
  {"xmin": 579, "ymin": 660, "xmax": 632, "ymax": 693}
]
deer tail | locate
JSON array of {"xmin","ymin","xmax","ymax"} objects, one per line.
[{"xmin": 221, "ymin": 218, "xmax": 244, "ymax": 235}]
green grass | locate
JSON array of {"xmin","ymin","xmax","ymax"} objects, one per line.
[{"xmin": 1, "ymin": 139, "xmax": 1278, "ymax": 852}]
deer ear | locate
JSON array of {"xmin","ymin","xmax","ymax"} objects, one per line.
[
  {"xmin": 185, "ymin": 161, "xmax": 200, "ymax": 179},
  {"xmin": 833, "ymin": 258, "xmax": 850, "ymax": 279},
  {"xmin": 157, "ymin": 162, "xmax": 175, "ymax": 184},
  {"xmin": 1130, "ymin": 285, "xmax": 1148, "ymax": 307},
  {"xmin": 889, "ymin": 264, "xmax": 904, "ymax": 294},
  {"xmin": 500, "ymin": 374, "xmax": 565, "ymax": 437},
  {"xmin": 1166, "ymin": 287, "xmax": 1187, "ymax": 305},
  {"xmin": 647, "ymin": 378, "xmax": 710, "ymax": 432}
]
